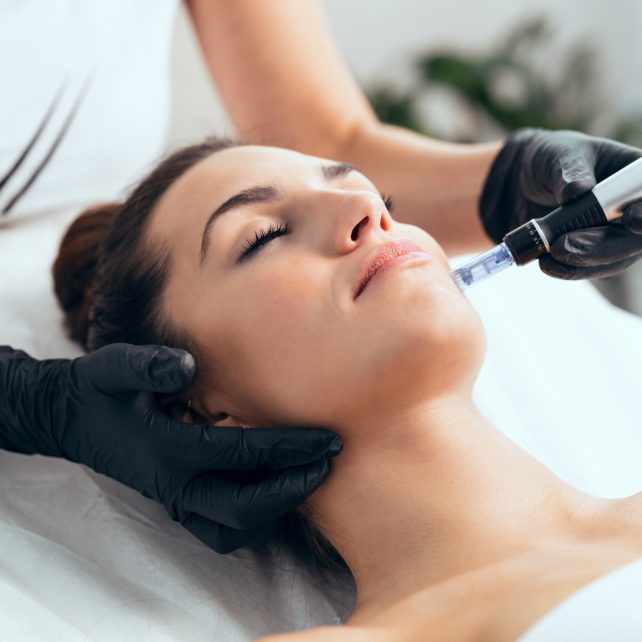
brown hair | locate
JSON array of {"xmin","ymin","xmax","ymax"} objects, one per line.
[
  {"xmin": 52, "ymin": 136, "xmax": 351, "ymax": 580},
  {"xmin": 53, "ymin": 203, "xmax": 119, "ymax": 347}
]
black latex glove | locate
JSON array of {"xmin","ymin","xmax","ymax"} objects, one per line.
[
  {"xmin": 479, "ymin": 127, "xmax": 642, "ymax": 280},
  {"xmin": 0, "ymin": 343, "xmax": 342, "ymax": 553}
]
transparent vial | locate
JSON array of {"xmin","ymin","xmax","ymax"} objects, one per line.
[{"xmin": 449, "ymin": 242, "xmax": 515, "ymax": 292}]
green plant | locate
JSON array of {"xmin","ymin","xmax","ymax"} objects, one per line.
[{"xmin": 367, "ymin": 16, "xmax": 642, "ymax": 146}]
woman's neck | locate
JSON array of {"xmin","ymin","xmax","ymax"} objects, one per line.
[{"xmin": 308, "ymin": 391, "xmax": 607, "ymax": 618}]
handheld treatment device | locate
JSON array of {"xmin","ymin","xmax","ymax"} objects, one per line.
[{"xmin": 450, "ymin": 157, "xmax": 642, "ymax": 292}]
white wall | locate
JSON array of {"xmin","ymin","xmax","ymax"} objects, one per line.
[{"xmin": 168, "ymin": 0, "xmax": 642, "ymax": 146}]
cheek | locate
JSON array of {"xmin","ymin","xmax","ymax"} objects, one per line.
[
  {"xmin": 208, "ymin": 225, "xmax": 481, "ymax": 426},
  {"xmin": 218, "ymin": 266, "xmax": 339, "ymax": 425}
]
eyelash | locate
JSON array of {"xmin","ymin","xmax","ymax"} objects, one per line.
[
  {"xmin": 238, "ymin": 192, "xmax": 395, "ymax": 261},
  {"xmin": 239, "ymin": 222, "xmax": 291, "ymax": 260},
  {"xmin": 382, "ymin": 193, "xmax": 395, "ymax": 212}
]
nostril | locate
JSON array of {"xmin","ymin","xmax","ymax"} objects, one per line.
[{"xmin": 351, "ymin": 216, "xmax": 369, "ymax": 241}]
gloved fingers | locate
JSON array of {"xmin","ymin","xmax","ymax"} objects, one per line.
[
  {"xmin": 205, "ymin": 426, "xmax": 343, "ymax": 469},
  {"xmin": 593, "ymin": 142, "xmax": 642, "ymax": 182},
  {"xmin": 557, "ymin": 177, "xmax": 596, "ymax": 205},
  {"xmin": 621, "ymin": 202, "xmax": 642, "ymax": 235},
  {"xmin": 556, "ymin": 171, "xmax": 596, "ymax": 206},
  {"xmin": 538, "ymin": 252, "xmax": 640, "ymax": 280},
  {"xmin": 84, "ymin": 343, "xmax": 196, "ymax": 395},
  {"xmin": 180, "ymin": 512, "xmax": 276, "ymax": 554},
  {"xmin": 550, "ymin": 144, "xmax": 596, "ymax": 205},
  {"xmin": 548, "ymin": 225, "xmax": 642, "ymax": 267},
  {"xmin": 545, "ymin": 137, "xmax": 640, "ymax": 205},
  {"xmin": 159, "ymin": 423, "xmax": 343, "ymax": 470},
  {"xmin": 176, "ymin": 458, "xmax": 331, "ymax": 530}
]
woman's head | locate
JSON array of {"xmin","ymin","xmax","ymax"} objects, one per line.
[
  {"xmin": 141, "ymin": 143, "xmax": 484, "ymax": 427},
  {"xmin": 56, "ymin": 139, "xmax": 483, "ymax": 431},
  {"xmin": 53, "ymin": 136, "xmax": 485, "ymax": 570}
]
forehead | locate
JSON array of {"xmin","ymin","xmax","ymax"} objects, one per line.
[{"xmin": 148, "ymin": 145, "xmax": 320, "ymax": 242}]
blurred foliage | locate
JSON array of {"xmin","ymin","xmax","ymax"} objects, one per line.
[{"xmin": 367, "ymin": 17, "xmax": 642, "ymax": 146}]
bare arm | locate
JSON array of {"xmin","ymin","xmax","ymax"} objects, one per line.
[
  {"xmin": 185, "ymin": 0, "xmax": 500, "ymax": 256},
  {"xmin": 254, "ymin": 625, "xmax": 396, "ymax": 642}
]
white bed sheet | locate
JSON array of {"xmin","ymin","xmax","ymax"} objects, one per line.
[{"xmin": 1, "ymin": 207, "xmax": 642, "ymax": 641}]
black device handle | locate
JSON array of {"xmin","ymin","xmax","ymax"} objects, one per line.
[{"xmin": 504, "ymin": 191, "xmax": 607, "ymax": 265}]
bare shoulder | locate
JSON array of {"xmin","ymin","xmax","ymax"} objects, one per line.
[{"xmin": 254, "ymin": 625, "xmax": 398, "ymax": 642}]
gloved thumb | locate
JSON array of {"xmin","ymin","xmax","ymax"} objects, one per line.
[
  {"xmin": 83, "ymin": 343, "xmax": 196, "ymax": 395},
  {"xmin": 554, "ymin": 152, "xmax": 597, "ymax": 206},
  {"xmin": 621, "ymin": 202, "xmax": 642, "ymax": 235}
]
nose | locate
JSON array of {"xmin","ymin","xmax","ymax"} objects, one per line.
[{"xmin": 330, "ymin": 191, "xmax": 393, "ymax": 253}]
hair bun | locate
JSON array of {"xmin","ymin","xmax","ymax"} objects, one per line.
[{"xmin": 52, "ymin": 202, "xmax": 121, "ymax": 349}]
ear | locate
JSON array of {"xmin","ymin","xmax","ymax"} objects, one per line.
[
  {"xmin": 190, "ymin": 393, "xmax": 250, "ymax": 427},
  {"xmin": 156, "ymin": 394, "xmax": 249, "ymax": 427},
  {"xmin": 156, "ymin": 394, "xmax": 202, "ymax": 423},
  {"xmin": 210, "ymin": 413, "xmax": 250, "ymax": 428}
]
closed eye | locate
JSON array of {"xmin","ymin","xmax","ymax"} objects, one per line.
[
  {"xmin": 238, "ymin": 222, "xmax": 290, "ymax": 262},
  {"xmin": 237, "ymin": 191, "xmax": 395, "ymax": 262}
]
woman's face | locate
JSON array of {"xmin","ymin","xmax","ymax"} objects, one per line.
[{"xmin": 147, "ymin": 145, "xmax": 485, "ymax": 428}]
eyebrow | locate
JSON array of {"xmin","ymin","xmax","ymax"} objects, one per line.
[{"xmin": 199, "ymin": 161, "xmax": 357, "ymax": 265}]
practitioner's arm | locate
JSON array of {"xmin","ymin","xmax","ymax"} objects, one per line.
[
  {"xmin": 185, "ymin": 0, "xmax": 499, "ymax": 257},
  {"xmin": 254, "ymin": 622, "xmax": 450, "ymax": 642},
  {"xmin": 254, "ymin": 626, "xmax": 398, "ymax": 642}
]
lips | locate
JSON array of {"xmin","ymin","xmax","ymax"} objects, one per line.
[{"xmin": 354, "ymin": 239, "xmax": 428, "ymax": 299}]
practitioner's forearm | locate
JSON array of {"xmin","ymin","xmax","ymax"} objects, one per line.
[{"xmin": 339, "ymin": 122, "xmax": 503, "ymax": 256}]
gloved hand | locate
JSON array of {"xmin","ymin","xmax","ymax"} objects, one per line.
[
  {"xmin": 479, "ymin": 127, "xmax": 642, "ymax": 279},
  {"xmin": 0, "ymin": 343, "xmax": 342, "ymax": 553}
]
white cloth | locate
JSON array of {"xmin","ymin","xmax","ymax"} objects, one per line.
[
  {"xmin": 517, "ymin": 557, "xmax": 642, "ymax": 641},
  {"xmin": 0, "ymin": 0, "xmax": 177, "ymax": 219}
]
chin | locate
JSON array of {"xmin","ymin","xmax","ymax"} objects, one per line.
[
  {"xmin": 359, "ymin": 285, "xmax": 486, "ymax": 400},
  {"xmin": 374, "ymin": 261, "xmax": 473, "ymax": 326}
]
